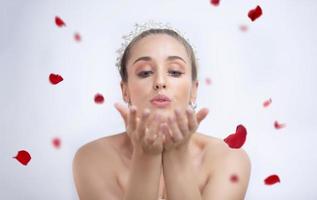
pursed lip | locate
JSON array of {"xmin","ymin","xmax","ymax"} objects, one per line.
[{"xmin": 150, "ymin": 94, "xmax": 171, "ymax": 102}]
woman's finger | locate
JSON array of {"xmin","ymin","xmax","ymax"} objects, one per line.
[
  {"xmin": 167, "ymin": 116, "xmax": 183, "ymax": 143},
  {"xmin": 175, "ymin": 108, "xmax": 188, "ymax": 137},
  {"xmin": 142, "ymin": 113, "xmax": 157, "ymax": 145},
  {"xmin": 186, "ymin": 106, "xmax": 197, "ymax": 131},
  {"xmin": 136, "ymin": 108, "xmax": 151, "ymax": 139},
  {"xmin": 144, "ymin": 128, "xmax": 157, "ymax": 145},
  {"xmin": 161, "ymin": 123, "xmax": 173, "ymax": 146},
  {"xmin": 147, "ymin": 114, "xmax": 162, "ymax": 143},
  {"xmin": 114, "ymin": 102, "xmax": 129, "ymax": 127},
  {"xmin": 196, "ymin": 108, "xmax": 209, "ymax": 125},
  {"xmin": 152, "ymin": 133, "xmax": 163, "ymax": 149},
  {"xmin": 128, "ymin": 105, "xmax": 138, "ymax": 131}
]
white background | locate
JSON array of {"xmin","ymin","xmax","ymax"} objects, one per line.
[{"xmin": 1, "ymin": 0, "xmax": 317, "ymax": 199}]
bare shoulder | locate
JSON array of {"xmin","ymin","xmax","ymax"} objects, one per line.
[
  {"xmin": 197, "ymin": 132, "xmax": 251, "ymax": 177},
  {"xmin": 197, "ymin": 133, "xmax": 251, "ymax": 199},
  {"xmin": 73, "ymin": 135, "xmax": 116, "ymax": 165},
  {"xmin": 72, "ymin": 133, "xmax": 124, "ymax": 200},
  {"xmin": 73, "ymin": 131, "xmax": 127, "ymax": 162}
]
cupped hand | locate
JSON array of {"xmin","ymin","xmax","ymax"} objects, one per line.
[
  {"xmin": 160, "ymin": 106, "xmax": 209, "ymax": 152},
  {"xmin": 114, "ymin": 102, "xmax": 165, "ymax": 155}
]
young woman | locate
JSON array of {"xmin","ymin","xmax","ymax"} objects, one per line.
[{"xmin": 72, "ymin": 23, "xmax": 251, "ymax": 200}]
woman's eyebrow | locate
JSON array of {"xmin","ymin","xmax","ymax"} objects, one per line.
[
  {"xmin": 133, "ymin": 56, "xmax": 152, "ymax": 65},
  {"xmin": 166, "ymin": 56, "xmax": 187, "ymax": 64},
  {"xmin": 133, "ymin": 56, "xmax": 187, "ymax": 65}
]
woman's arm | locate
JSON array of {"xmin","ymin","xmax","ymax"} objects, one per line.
[
  {"xmin": 123, "ymin": 147, "xmax": 162, "ymax": 200},
  {"xmin": 202, "ymin": 148, "xmax": 251, "ymax": 200},
  {"xmin": 72, "ymin": 144, "xmax": 122, "ymax": 200},
  {"xmin": 159, "ymin": 107, "xmax": 209, "ymax": 200},
  {"xmin": 163, "ymin": 147, "xmax": 202, "ymax": 200},
  {"xmin": 114, "ymin": 103, "xmax": 165, "ymax": 200}
]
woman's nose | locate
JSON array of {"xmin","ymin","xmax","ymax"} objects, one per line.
[
  {"xmin": 153, "ymin": 72, "xmax": 167, "ymax": 90},
  {"xmin": 154, "ymin": 83, "xmax": 166, "ymax": 90}
]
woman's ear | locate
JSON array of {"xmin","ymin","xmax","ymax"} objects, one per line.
[
  {"xmin": 190, "ymin": 80, "xmax": 199, "ymax": 103},
  {"xmin": 120, "ymin": 81, "xmax": 130, "ymax": 103}
]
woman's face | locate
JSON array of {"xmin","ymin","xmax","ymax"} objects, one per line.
[{"xmin": 121, "ymin": 34, "xmax": 198, "ymax": 122}]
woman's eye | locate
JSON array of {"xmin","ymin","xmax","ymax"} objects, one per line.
[
  {"xmin": 138, "ymin": 71, "xmax": 152, "ymax": 77},
  {"xmin": 169, "ymin": 70, "xmax": 183, "ymax": 77},
  {"xmin": 137, "ymin": 70, "xmax": 183, "ymax": 78}
]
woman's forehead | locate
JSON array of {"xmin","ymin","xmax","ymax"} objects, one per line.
[{"xmin": 128, "ymin": 34, "xmax": 190, "ymax": 65}]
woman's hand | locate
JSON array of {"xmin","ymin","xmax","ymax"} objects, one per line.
[
  {"xmin": 114, "ymin": 103, "xmax": 164, "ymax": 155},
  {"xmin": 161, "ymin": 106, "xmax": 209, "ymax": 152}
]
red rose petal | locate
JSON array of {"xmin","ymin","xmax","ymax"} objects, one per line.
[
  {"xmin": 55, "ymin": 16, "xmax": 66, "ymax": 27},
  {"xmin": 248, "ymin": 5, "xmax": 263, "ymax": 22},
  {"xmin": 224, "ymin": 124, "xmax": 247, "ymax": 149},
  {"xmin": 210, "ymin": 0, "xmax": 220, "ymax": 6},
  {"xmin": 263, "ymin": 98, "xmax": 272, "ymax": 108},
  {"xmin": 230, "ymin": 174, "xmax": 239, "ymax": 183},
  {"xmin": 74, "ymin": 32, "xmax": 81, "ymax": 42},
  {"xmin": 239, "ymin": 25, "xmax": 248, "ymax": 32},
  {"xmin": 264, "ymin": 174, "xmax": 280, "ymax": 185},
  {"xmin": 52, "ymin": 137, "xmax": 61, "ymax": 149},
  {"xmin": 13, "ymin": 150, "xmax": 31, "ymax": 166},
  {"xmin": 94, "ymin": 93, "xmax": 104, "ymax": 104},
  {"xmin": 49, "ymin": 73, "xmax": 63, "ymax": 85},
  {"xmin": 274, "ymin": 120, "xmax": 286, "ymax": 129},
  {"xmin": 205, "ymin": 77, "xmax": 212, "ymax": 85}
]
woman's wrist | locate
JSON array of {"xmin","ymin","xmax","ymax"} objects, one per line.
[
  {"xmin": 163, "ymin": 144, "xmax": 190, "ymax": 163},
  {"xmin": 133, "ymin": 145, "xmax": 162, "ymax": 159}
]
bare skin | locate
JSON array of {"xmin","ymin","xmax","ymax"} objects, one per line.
[
  {"xmin": 74, "ymin": 131, "xmax": 214, "ymax": 199},
  {"xmin": 73, "ymin": 33, "xmax": 251, "ymax": 199},
  {"xmin": 72, "ymin": 106, "xmax": 251, "ymax": 200}
]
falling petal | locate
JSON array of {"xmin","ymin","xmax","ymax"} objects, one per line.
[
  {"xmin": 94, "ymin": 93, "xmax": 104, "ymax": 104},
  {"xmin": 205, "ymin": 77, "xmax": 212, "ymax": 85},
  {"xmin": 52, "ymin": 137, "xmax": 61, "ymax": 149},
  {"xmin": 74, "ymin": 32, "xmax": 81, "ymax": 42},
  {"xmin": 13, "ymin": 150, "xmax": 31, "ymax": 166},
  {"xmin": 210, "ymin": 0, "xmax": 220, "ymax": 6},
  {"xmin": 248, "ymin": 5, "xmax": 263, "ymax": 22},
  {"xmin": 264, "ymin": 174, "xmax": 280, "ymax": 185},
  {"xmin": 230, "ymin": 174, "xmax": 239, "ymax": 183},
  {"xmin": 263, "ymin": 98, "xmax": 272, "ymax": 108},
  {"xmin": 224, "ymin": 124, "xmax": 247, "ymax": 149},
  {"xmin": 49, "ymin": 73, "xmax": 63, "ymax": 85},
  {"xmin": 55, "ymin": 16, "xmax": 66, "ymax": 27},
  {"xmin": 274, "ymin": 121, "xmax": 286, "ymax": 129},
  {"xmin": 239, "ymin": 24, "xmax": 248, "ymax": 32}
]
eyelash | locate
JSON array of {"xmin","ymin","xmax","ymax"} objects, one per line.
[{"xmin": 138, "ymin": 70, "xmax": 184, "ymax": 78}]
